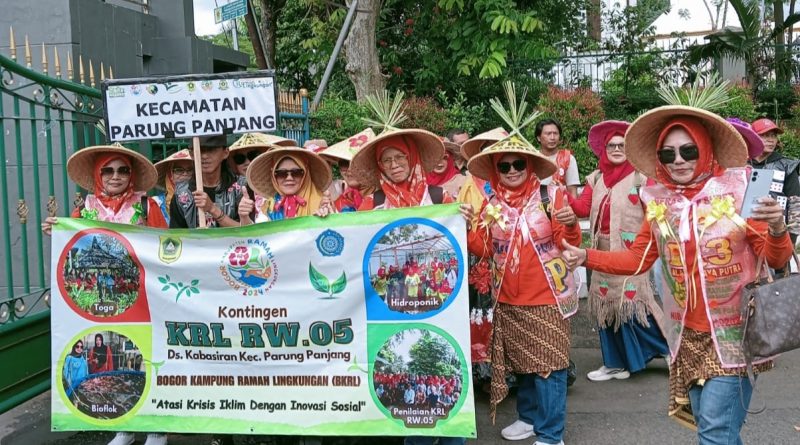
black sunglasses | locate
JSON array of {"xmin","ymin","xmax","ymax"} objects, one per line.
[
  {"xmin": 657, "ymin": 144, "xmax": 700, "ymax": 164},
  {"xmin": 100, "ymin": 166, "xmax": 131, "ymax": 177},
  {"xmin": 496, "ymin": 159, "xmax": 527, "ymax": 174},
  {"xmin": 232, "ymin": 150, "xmax": 261, "ymax": 165},
  {"xmin": 274, "ymin": 168, "xmax": 305, "ymax": 180}
]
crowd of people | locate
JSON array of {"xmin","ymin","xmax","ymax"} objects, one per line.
[
  {"xmin": 373, "ymin": 372, "xmax": 463, "ymax": 413},
  {"xmin": 41, "ymin": 78, "xmax": 800, "ymax": 445},
  {"xmin": 371, "ymin": 257, "xmax": 459, "ymax": 305}
]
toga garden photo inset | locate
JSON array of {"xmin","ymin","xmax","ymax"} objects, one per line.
[
  {"xmin": 60, "ymin": 232, "xmax": 141, "ymax": 317},
  {"xmin": 368, "ymin": 223, "xmax": 459, "ymax": 314}
]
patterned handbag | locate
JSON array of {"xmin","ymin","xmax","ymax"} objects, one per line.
[{"xmin": 740, "ymin": 253, "xmax": 800, "ymax": 386}]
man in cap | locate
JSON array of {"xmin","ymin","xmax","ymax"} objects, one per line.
[{"xmin": 170, "ymin": 134, "xmax": 246, "ymax": 228}]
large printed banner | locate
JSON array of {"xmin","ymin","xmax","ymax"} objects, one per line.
[
  {"xmin": 51, "ymin": 205, "xmax": 476, "ymax": 437},
  {"xmin": 102, "ymin": 71, "xmax": 278, "ymax": 142}
]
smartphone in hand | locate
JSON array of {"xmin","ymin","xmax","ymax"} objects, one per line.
[{"xmin": 740, "ymin": 169, "xmax": 777, "ymax": 218}]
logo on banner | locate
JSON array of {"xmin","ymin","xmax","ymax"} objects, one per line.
[
  {"xmin": 221, "ymin": 239, "xmax": 278, "ymax": 295},
  {"xmin": 158, "ymin": 236, "xmax": 182, "ymax": 264},
  {"xmin": 316, "ymin": 229, "xmax": 344, "ymax": 257}
]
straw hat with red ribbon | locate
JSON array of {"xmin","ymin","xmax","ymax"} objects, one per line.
[{"xmin": 319, "ymin": 128, "xmax": 376, "ymax": 164}]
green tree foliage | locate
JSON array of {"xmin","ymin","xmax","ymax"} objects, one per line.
[
  {"xmin": 687, "ymin": 0, "xmax": 800, "ymax": 88},
  {"xmin": 408, "ymin": 331, "xmax": 459, "ymax": 376}
]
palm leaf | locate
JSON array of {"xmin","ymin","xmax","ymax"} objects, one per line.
[
  {"xmin": 488, "ymin": 81, "xmax": 541, "ymax": 145},
  {"xmin": 362, "ymin": 90, "xmax": 407, "ymax": 132},
  {"xmin": 657, "ymin": 73, "xmax": 732, "ymax": 112}
]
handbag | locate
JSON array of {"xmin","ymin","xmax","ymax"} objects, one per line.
[{"xmin": 740, "ymin": 253, "xmax": 800, "ymax": 387}]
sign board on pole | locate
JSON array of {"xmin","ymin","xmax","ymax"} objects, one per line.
[
  {"xmin": 214, "ymin": 0, "xmax": 248, "ymax": 24},
  {"xmin": 101, "ymin": 72, "xmax": 278, "ymax": 142}
]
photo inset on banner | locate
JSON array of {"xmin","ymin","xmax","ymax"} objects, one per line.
[
  {"xmin": 62, "ymin": 331, "xmax": 146, "ymax": 419},
  {"xmin": 372, "ymin": 329, "xmax": 463, "ymax": 427},
  {"xmin": 368, "ymin": 223, "xmax": 459, "ymax": 314},
  {"xmin": 61, "ymin": 232, "xmax": 141, "ymax": 317}
]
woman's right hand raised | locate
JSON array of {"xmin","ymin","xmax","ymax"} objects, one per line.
[
  {"xmin": 42, "ymin": 216, "xmax": 58, "ymax": 236},
  {"xmin": 238, "ymin": 186, "xmax": 255, "ymax": 225}
]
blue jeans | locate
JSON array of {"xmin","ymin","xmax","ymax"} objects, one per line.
[
  {"xmin": 517, "ymin": 370, "xmax": 567, "ymax": 444},
  {"xmin": 404, "ymin": 437, "xmax": 466, "ymax": 445},
  {"xmin": 688, "ymin": 375, "xmax": 753, "ymax": 445}
]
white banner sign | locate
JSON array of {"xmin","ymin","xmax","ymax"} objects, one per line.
[{"xmin": 102, "ymin": 72, "xmax": 278, "ymax": 142}]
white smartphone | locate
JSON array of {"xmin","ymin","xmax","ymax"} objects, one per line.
[{"xmin": 740, "ymin": 169, "xmax": 776, "ymax": 218}]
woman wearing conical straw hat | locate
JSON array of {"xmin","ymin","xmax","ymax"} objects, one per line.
[
  {"xmin": 41, "ymin": 144, "xmax": 168, "ymax": 445},
  {"xmin": 352, "ymin": 91, "xmax": 473, "ymax": 445},
  {"xmin": 568, "ymin": 120, "xmax": 670, "ymax": 382},
  {"xmin": 461, "ymin": 83, "xmax": 581, "ymax": 445},
  {"xmin": 42, "ymin": 143, "xmax": 167, "ymax": 234},
  {"xmin": 153, "ymin": 149, "xmax": 194, "ymax": 224},
  {"xmin": 226, "ymin": 132, "xmax": 281, "ymax": 223},
  {"xmin": 241, "ymin": 144, "xmax": 335, "ymax": 223},
  {"xmin": 318, "ymin": 128, "xmax": 377, "ymax": 212},
  {"xmin": 350, "ymin": 91, "xmax": 456, "ymax": 210},
  {"xmin": 561, "ymin": 77, "xmax": 791, "ymax": 442}
]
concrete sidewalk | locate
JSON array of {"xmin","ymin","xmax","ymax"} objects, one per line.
[{"xmin": 2, "ymin": 346, "xmax": 799, "ymax": 445}]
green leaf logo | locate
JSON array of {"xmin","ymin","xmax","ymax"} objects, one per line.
[
  {"xmin": 308, "ymin": 263, "xmax": 347, "ymax": 298},
  {"xmin": 157, "ymin": 275, "xmax": 201, "ymax": 302}
]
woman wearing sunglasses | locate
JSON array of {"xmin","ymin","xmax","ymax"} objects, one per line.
[
  {"xmin": 63, "ymin": 340, "xmax": 88, "ymax": 396},
  {"xmin": 43, "ymin": 145, "xmax": 166, "ymax": 445},
  {"xmin": 41, "ymin": 144, "xmax": 167, "ymax": 235},
  {"xmin": 243, "ymin": 145, "xmax": 334, "ymax": 222},
  {"xmin": 568, "ymin": 120, "xmax": 669, "ymax": 383},
  {"xmin": 561, "ymin": 103, "xmax": 792, "ymax": 443},
  {"xmin": 153, "ymin": 149, "xmax": 194, "ymax": 224},
  {"xmin": 462, "ymin": 122, "xmax": 581, "ymax": 445}
]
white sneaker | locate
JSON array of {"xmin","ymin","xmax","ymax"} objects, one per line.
[
  {"xmin": 500, "ymin": 419, "xmax": 534, "ymax": 440},
  {"xmin": 586, "ymin": 365, "xmax": 630, "ymax": 381},
  {"xmin": 107, "ymin": 432, "xmax": 135, "ymax": 445},
  {"xmin": 144, "ymin": 433, "xmax": 168, "ymax": 445},
  {"xmin": 534, "ymin": 441, "xmax": 564, "ymax": 445}
]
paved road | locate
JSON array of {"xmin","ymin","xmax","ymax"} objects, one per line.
[{"xmin": 2, "ymin": 346, "xmax": 799, "ymax": 445}]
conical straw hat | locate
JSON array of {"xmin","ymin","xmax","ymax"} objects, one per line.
[
  {"xmin": 460, "ymin": 127, "xmax": 508, "ymax": 160},
  {"xmin": 319, "ymin": 128, "xmax": 376, "ymax": 163},
  {"xmin": 67, "ymin": 144, "xmax": 158, "ymax": 192},
  {"xmin": 246, "ymin": 147, "xmax": 332, "ymax": 198},
  {"xmin": 154, "ymin": 149, "xmax": 192, "ymax": 189}
]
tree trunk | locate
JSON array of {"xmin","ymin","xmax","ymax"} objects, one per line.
[
  {"xmin": 702, "ymin": 0, "xmax": 717, "ymax": 30},
  {"xmin": 245, "ymin": 1, "xmax": 268, "ymax": 69},
  {"xmin": 343, "ymin": 0, "xmax": 385, "ymax": 102},
  {"xmin": 775, "ymin": 0, "xmax": 788, "ymax": 84},
  {"xmin": 259, "ymin": 0, "xmax": 284, "ymax": 70},
  {"xmin": 587, "ymin": 0, "xmax": 601, "ymax": 42}
]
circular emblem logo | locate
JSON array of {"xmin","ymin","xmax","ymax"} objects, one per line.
[
  {"xmin": 221, "ymin": 239, "xmax": 278, "ymax": 296},
  {"xmin": 316, "ymin": 229, "xmax": 344, "ymax": 257}
]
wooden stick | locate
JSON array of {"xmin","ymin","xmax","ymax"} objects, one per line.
[{"xmin": 193, "ymin": 136, "xmax": 207, "ymax": 228}]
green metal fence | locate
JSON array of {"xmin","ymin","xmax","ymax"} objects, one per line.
[{"xmin": 0, "ymin": 41, "xmax": 310, "ymax": 413}]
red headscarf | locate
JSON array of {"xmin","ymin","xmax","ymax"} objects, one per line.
[
  {"xmin": 655, "ymin": 117, "xmax": 723, "ymax": 199},
  {"xmin": 376, "ymin": 135, "xmax": 428, "ymax": 208},
  {"xmin": 598, "ymin": 131, "xmax": 635, "ymax": 188},
  {"xmin": 92, "ymin": 154, "xmax": 135, "ymax": 213},
  {"xmin": 488, "ymin": 154, "xmax": 538, "ymax": 209},
  {"xmin": 426, "ymin": 151, "xmax": 460, "ymax": 186}
]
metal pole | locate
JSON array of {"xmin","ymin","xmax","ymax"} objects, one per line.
[
  {"xmin": 232, "ymin": 19, "xmax": 239, "ymax": 51},
  {"xmin": 312, "ymin": 0, "xmax": 358, "ymax": 110}
]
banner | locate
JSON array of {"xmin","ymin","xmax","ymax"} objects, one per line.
[
  {"xmin": 51, "ymin": 204, "xmax": 476, "ymax": 437},
  {"xmin": 102, "ymin": 72, "xmax": 278, "ymax": 142}
]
